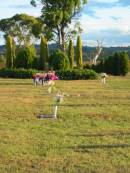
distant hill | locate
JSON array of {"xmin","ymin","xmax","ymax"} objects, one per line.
[
  {"xmin": 1, "ymin": 44, "xmax": 130, "ymax": 61},
  {"xmin": 83, "ymin": 46, "xmax": 130, "ymax": 61},
  {"xmin": 34, "ymin": 44, "xmax": 130, "ymax": 61}
]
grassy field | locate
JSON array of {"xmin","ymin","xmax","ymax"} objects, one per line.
[{"xmin": 0, "ymin": 75, "xmax": 130, "ymax": 173}]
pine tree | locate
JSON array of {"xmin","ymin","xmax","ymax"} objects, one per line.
[
  {"xmin": 68, "ymin": 39, "xmax": 74, "ymax": 68},
  {"xmin": 39, "ymin": 35, "xmax": 49, "ymax": 70},
  {"xmin": 6, "ymin": 35, "xmax": 16, "ymax": 68},
  {"xmin": 76, "ymin": 35, "xmax": 83, "ymax": 68}
]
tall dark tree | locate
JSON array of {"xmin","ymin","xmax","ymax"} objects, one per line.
[
  {"xmin": 31, "ymin": 0, "xmax": 87, "ymax": 52},
  {"xmin": 100, "ymin": 52, "xmax": 129, "ymax": 76},
  {"xmin": 120, "ymin": 52, "xmax": 129, "ymax": 76}
]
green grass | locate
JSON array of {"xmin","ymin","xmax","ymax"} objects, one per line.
[{"xmin": 0, "ymin": 75, "xmax": 130, "ymax": 173}]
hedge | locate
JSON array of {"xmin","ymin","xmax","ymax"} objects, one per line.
[
  {"xmin": 0, "ymin": 68, "xmax": 98, "ymax": 80},
  {"xmin": 56, "ymin": 69, "xmax": 98, "ymax": 80},
  {"xmin": 0, "ymin": 68, "xmax": 38, "ymax": 79}
]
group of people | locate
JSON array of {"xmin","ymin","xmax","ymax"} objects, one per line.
[{"xmin": 32, "ymin": 71, "xmax": 59, "ymax": 86}]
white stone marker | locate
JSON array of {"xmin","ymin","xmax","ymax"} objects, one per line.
[
  {"xmin": 52, "ymin": 92, "xmax": 64, "ymax": 119},
  {"xmin": 101, "ymin": 73, "xmax": 107, "ymax": 84}
]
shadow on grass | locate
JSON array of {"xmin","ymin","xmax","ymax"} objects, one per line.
[
  {"xmin": 71, "ymin": 144, "xmax": 130, "ymax": 152},
  {"xmin": 58, "ymin": 103, "xmax": 130, "ymax": 107},
  {"xmin": 69, "ymin": 131, "xmax": 130, "ymax": 138},
  {"xmin": 36, "ymin": 114, "xmax": 54, "ymax": 119}
]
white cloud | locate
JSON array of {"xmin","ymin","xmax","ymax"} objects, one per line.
[{"xmin": 79, "ymin": 4, "xmax": 130, "ymax": 46}]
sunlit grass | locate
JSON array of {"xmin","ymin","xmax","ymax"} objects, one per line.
[{"xmin": 0, "ymin": 75, "xmax": 130, "ymax": 173}]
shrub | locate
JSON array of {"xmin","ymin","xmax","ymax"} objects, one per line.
[
  {"xmin": 49, "ymin": 49, "xmax": 70, "ymax": 70},
  {"xmin": 56, "ymin": 69, "xmax": 98, "ymax": 80},
  {"xmin": 92, "ymin": 59, "xmax": 105, "ymax": 73},
  {"xmin": 15, "ymin": 45, "xmax": 36, "ymax": 69},
  {"xmin": 83, "ymin": 63, "xmax": 92, "ymax": 69}
]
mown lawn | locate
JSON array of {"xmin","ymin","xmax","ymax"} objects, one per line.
[{"xmin": 0, "ymin": 75, "xmax": 130, "ymax": 173}]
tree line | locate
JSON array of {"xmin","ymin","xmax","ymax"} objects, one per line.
[{"xmin": 5, "ymin": 34, "xmax": 83, "ymax": 70}]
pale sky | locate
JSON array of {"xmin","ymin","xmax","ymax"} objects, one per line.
[{"xmin": 0, "ymin": 0, "xmax": 130, "ymax": 47}]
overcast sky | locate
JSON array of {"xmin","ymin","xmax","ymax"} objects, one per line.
[{"xmin": 0, "ymin": 0, "xmax": 130, "ymax": 47}]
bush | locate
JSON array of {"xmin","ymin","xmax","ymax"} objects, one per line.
[
  {"xmin": 49, "ymin": 49, "xmax": 70, "ymax": 70},
  {"xmin": 56, "ymin": 69, "xmax": 98, "ymax": 80},
  {"xmin": 0, "ymin": 68, "xmax": 38, "ymax": 78},
  {"xmin": 92, "ymin": 59, "xmax": 105, "ymax": 73},
  {"xmin": 15, "ymin": 45, "xmax": 36, "ymax": 69},
  {"xmin": 83, "ymin": 63, "xmax": 92, "ymax": 69}
]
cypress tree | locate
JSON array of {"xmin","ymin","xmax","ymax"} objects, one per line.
[
  {"xmin": 76, "ymin": 35, "xmax": 83, "ymax": 68},
  {"xmin": 6, "ymin": 35, "xmax": 16, "ymax": 68},
  {"xmin": 68, "ymin": 39, "xmax": 74, "ymax": 68},
  {"xmin": 39, "ymin": 35, "xmax": 49, "ymax": 70}
]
